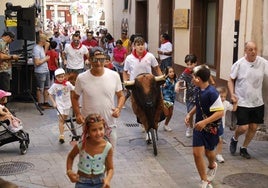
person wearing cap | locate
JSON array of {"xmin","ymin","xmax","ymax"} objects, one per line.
[
  {"xmin": 32, "ymin": 33, "xmax": 51, "ymax": 110},
  {"xmin": 62, "ymin": 33, "xmax": 89, "ymax": 74},
  {"xmin": 0, "ymin": 89, "xmax": 11, "ymax": 105},
  {"xmin": 71, "ymin": 46, "xmax": 125, "ymax": 148},
  {"xmin": 48, "ymin": 68, "xmax": 75, "ymax": 144},
  {"xmin": 0, "ymin": 89, "xmax": 23, "ymax": 133},
  {"xmin": 0, "ymin": 31, "xmax": 19, "ymax": 91}
]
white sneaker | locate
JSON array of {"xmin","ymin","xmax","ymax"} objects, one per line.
[
  {"xmin": 164, "ymin": 125, "xmax": 172, "ymax": 132},
  {"xmin": 200, "ymin": 180, "xmax": 213, "ymax": 188},
  {"xmin": 216, "ymin": 154, "xmax": 225, "ymax": 163},
  {"xmin": 207, "ymin": 162, "xmax": 218, "ymax": 181},
  {"xmin": 186, "ymin": 127, "xmax": 193, "ymax": 137}
]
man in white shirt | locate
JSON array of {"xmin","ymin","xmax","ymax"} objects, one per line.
[{"xmin": 157, "ymin": 33, "xmax": 173, "ymax": 72}]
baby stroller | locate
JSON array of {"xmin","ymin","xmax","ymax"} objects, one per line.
[{"xmin": 0, "ymin": 106, "xmax": 30, "ymax": 155}]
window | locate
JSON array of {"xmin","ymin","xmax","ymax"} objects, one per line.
[{"xmin": 124, "ymin": 0, "xmax": 129, "ymax": 10}]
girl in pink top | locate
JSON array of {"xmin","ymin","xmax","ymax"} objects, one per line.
[{"xmin": 112, "ymin": 39, "xmax": 127, "ymax": 81}]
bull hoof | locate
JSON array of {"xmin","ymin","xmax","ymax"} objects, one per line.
[{"xmin": 146, "ymin": 140, "xmax": 152, "ymax": 144}]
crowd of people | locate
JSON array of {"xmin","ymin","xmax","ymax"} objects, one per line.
[{"xmin": 1, "ymin": 23, "xmax": 267, "ymax": 188}]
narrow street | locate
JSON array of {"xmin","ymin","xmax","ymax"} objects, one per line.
[{"xmin": 0, "ymin": 99, "xmax": 268, "ymax": 188}]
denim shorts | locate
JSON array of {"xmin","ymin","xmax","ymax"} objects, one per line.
[
  {"xmin": 35, "ymin": 72, "xmax": 50, "ymax": 90},
  {"xmin": 75, "ymin": 174, "xmax": 104, "ymax": 188},
  {"xmin": 112, "ymin": 61, "xmax": 124, "ymax": 73},
  {"xmin": 66, "ymin": 68, "xmax": 84, "ymax": 74}
]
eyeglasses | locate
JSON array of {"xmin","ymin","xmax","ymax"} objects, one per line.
[{"xmin": 92, "ymin": 58, "xmax": 106, "ymax": 63}]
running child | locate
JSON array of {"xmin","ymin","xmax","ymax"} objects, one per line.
[
  {"xmin": 48, "ymin": 68, "xmax": 74, "ymax": 143},
  {"xmin": 185, "ymin": 65, "xmax": 224, "ymax": 188},
  {"xmin": 161, "ymin": 66, "xmax": 178, "ymax": 132},
  {"xmin": 215, "ymin": 86, "xmax": 237, "ymax": 163}
]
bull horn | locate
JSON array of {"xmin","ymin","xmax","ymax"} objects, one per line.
[
  {"xmin": 123, "ymin": 80, "xmax": 135, "ymax": 86},
  {"xmin": 155, "ymin": 75, "xmax": 166, "ymax": 81}
]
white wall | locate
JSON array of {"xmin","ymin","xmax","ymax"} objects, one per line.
[
  {"xmin": 219, "ymin": 0, "xmax": 236, "ymax": 80},
  {"xmin": 263, "ymin": 0, "xmax": 268, "ymax": 58},
  {"xmin": 173, "ymin": 0, "xmax": 190, "ymax": 67},
  {"xmin": 148, "ymin": 0, "xmax": 160, "ymax": 56},
  {"xmin": 104, "ymin": 0, "xmax": 136, "ymax": 41}
]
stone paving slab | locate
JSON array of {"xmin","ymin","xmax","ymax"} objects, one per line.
[{"xmin": 0, "ymin": 101, "xmax": 268, "ymax": 187}]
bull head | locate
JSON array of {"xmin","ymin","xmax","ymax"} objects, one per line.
[
  {"xmin": 124, "ymin": 74, "xmax": 165, "ymax": 90},
  {"xmin": 124, "ymin": 73, "xmax": 165, "ymax": 132}
]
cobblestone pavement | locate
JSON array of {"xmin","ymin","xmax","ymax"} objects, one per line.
[{"xmin": 0, "ymin": 100, "xmax": 268, "ymax": 188}]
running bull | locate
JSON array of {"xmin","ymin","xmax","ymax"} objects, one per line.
[{"xmin": 124, "ymin": 73, "xmax": 166, "ymax": 132}]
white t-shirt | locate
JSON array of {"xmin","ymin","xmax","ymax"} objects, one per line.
[
  {"xmin": 124, "ymin": 52, "xmax": 159, "ymax": 80},
  {"xmin": 158, "ymin": 41, "xmax": 172, "ymax": 60},
  {"xmin": 230, "ymin": 56, "xmax": 268, "ymax": 107},
  {"xmin": 74, "ymin": 68, "xmax": 122, "ymax": 126},
  {"xmin": 48, "ymin": 81, "xmax": 74, "ymax": 110},
  {"xmin": 222, "ymin": 100, "xmax": 233, "ymax": 128},
  {"xmin": 64, "ymin": 43, "xmax": 88, "ymax": 69}
]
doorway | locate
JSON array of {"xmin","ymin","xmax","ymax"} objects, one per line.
[
  {"xmin": 135, "ymin": 0, "xmax": 148, "ymax": 41},
  {"xmin": 159, "ymin": 0, "xmax": 173, "ymax": 40},
  {"xmin": 190, "ymin": 0, "xmax": 222, "ymax": 72}
]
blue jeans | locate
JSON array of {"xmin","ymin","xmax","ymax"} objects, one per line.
[
  {"xmin": 75, "ymin": 174, "xmax": 104, "ymax": 188},
  {"xmin": 160, "ymin": 57, "xmax": 172, "ymax": 72}
]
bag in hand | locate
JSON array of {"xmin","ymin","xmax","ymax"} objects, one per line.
[{"xmin": 202, "ymin": 114, "xmax": 221, "ymax": 135}]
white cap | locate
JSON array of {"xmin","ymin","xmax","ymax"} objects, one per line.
[{"xmin": 54, "ymin": 68, "xmax": 65, "ymax": 76}]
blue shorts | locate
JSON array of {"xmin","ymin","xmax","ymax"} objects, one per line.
[
  {"xmin": 192, "ymin": 129, "xmax": 219, "ymax": 151},
  {"xmin": 236, "ymin": 105, "xmax": 264, "ymax": 125},
  {"xmin": 218, "ymin": 123, "xmax": 224, "ymax": 137},
  {"xmin": 75, "ymin": 174, "xmax": 104, "ymax": 188},
  {"xmin": 112, "ymin": 61, "xmax": 124, "ymax": 73},
  {"xmin": 35, "ymin": 72, "xmax": 50, "ymax": 90}
]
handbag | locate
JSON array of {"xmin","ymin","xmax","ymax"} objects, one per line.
[{"xmin": 197, "ymin": 91, "xmax": 221, "ymax": 135}]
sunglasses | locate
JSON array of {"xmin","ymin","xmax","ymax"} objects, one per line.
[{"xmin": 92, "ymin": 58, "xmax": 106, "ymax": 63}]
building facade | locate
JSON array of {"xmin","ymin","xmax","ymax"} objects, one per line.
[
  {"xmin": 44, "ymin": 0, "xmax": 104, "ymax": 29},
  {"xmin": 106, "ymin": 0, "xmax": 268, "ymax": 126}
]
